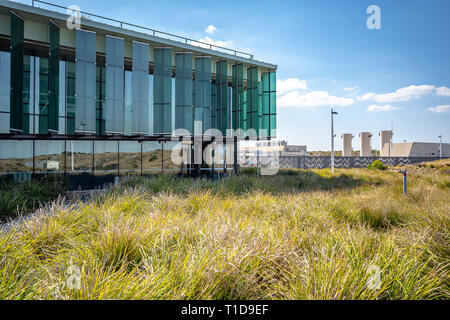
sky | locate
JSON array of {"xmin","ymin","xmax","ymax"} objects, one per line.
[{"xmin": 20, "ymin": 0, "xmax": 450, "ymax": 151}]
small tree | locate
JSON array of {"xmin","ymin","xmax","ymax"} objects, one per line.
[{"xmin": 368, "ymin": 160, "xmax": 388, "ymax": 170}]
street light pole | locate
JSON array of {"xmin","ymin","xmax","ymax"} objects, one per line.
[
  {"xmin": 331, "ymin": 108, "xmax": 338, "ymax": 172},
  {"xmin": 439, "ymin": 135, "xmax": 442, "ymax": 159}
]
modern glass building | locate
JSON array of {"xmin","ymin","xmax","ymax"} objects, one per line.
[{"xmin": 0, "ymin": 0, "xmax": 277, "ymax": 183}]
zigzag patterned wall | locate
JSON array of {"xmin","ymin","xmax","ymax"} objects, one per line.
[{"xmin": 279, "ymin": 156, "xmax": 444, "ymax": 169}]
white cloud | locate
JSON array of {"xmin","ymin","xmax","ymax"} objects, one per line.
[
  {"xmin": 343, "ymin": 86, "xmax": 359, "ymax": 92},
  {"xmin": 343, "ymin": 85, "xmax": 361, "ymax": 97},
  {"xmin": 276, "ymin": 78, "xmax": 307, "ymax": 96},
  {"xmin": 277, "ymin": 90, "xmax": 354, "ymax": 108},
  {"xmin": 436, "ymin": 86, "xmax": 450, "ymax": 96},
  {"xmin": 357, "ymin": 85, "xmax": 436, "ymax": 103},
  {"xmin": 196, "ymin": 36, "xmax": 232, "ymax": 49},
  {"xmin": 205, "ymin": 25, "xmax": 217, "ymax": 34},
  {"xmin": 427, "ymin": 105, "xmax": 450, "ymax": 114},
  {"xmin": 366, "ymin": 104, "xmax": 403, "ymax": 112}
]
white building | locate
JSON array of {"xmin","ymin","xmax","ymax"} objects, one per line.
[{"xmin": 391, "ymin": 142, "xmax": 450, "ymax": 157}]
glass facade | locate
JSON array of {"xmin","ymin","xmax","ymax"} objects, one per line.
[
  {"xmin": 175, "ymin": 52, "xmax": 193, "ymax": 133},
  {"xmin": 0, "ymin": 12, "xmax": 276, "ymax": 179}
]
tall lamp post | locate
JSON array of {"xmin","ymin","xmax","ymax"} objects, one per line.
[
  {"xmin": 331, "ymin": 108, "xmax": 338, "ymax": 172},
  {"xmin": 439, "ymin": 135, "xmax": 442, "ymax": 159}
]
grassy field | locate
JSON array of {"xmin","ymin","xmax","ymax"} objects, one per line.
[{"xmin": 0, "ymin": 160, "xmax": 449, "ymax": 299}]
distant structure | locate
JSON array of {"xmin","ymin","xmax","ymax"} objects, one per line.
[
  {"xmin": 379, "ymin": 130, "xmax": 393, "ymax": 157},
  {"xmin": 359, "ymin": 132, "xmax": 373, "ymax": 156},
  {"xmin": 341, "ymin": 134, "xmax": 354, "ymax": 156},
  {"xmin": 391, "ymin": 142, "xmax": 450, "ymax": 157},
  {"xmin": 280, "ymin": 141, "xmax": 307, "ymax": 156}
]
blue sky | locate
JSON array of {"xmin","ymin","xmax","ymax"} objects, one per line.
[{"xmin": 27, "ymin": 0, "xmax": 450, "ymax": 150}]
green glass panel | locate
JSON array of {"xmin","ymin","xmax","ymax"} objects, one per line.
[
  {"xmin": 194, "ymin": 57, "xmax": 211, "ymax": 133},
  {"xmin": 96, "ymin": 65, "xmax": 106, "ymax": 135},
  {"xmin": 215, "ymin": 60, "xmax": 228, "ymax": 134},
  {"xmin": 154, "ymin": 48, "xmax": 172, "ymax": 134},
  {"xmin": 246, "ymin": 67, "xmax": 259, "ymax": 134},
  {"xmin": 66, "ymin": 61, "xmax": 76, "ymax": 135},
  {"xmin": 261, "ymin": 71, "xmax": 276, "ymax": 137},
  {"xmin": 10, "ymin": 12, "xmax": 24, "ymax": 133},
  {"xmin": 22, "ymin": 55, "xmax": 30, "ymax": 134},
  {"xmin": 0, "ymin": 51, "xmax": 10, "ymax": 133},
  {"xmin": 232, "ymin": 63, "xmax": 244, "ymax": 131},
  {"xmin": 48, "ymin": 21, "xmax": 59, "ymax": 132},
  {"xmin": 175, "ymin": 53, "xmax": 193, "ymax": 133},
  {"xmin": 211, "ymin": 82, "xmax": 216, "ymax": 131},
  {"xmin": 39, "ymin": 57, "xmax": 49, "ymax": 134}
]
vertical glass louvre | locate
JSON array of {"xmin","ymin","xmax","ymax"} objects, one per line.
[
  {"xmin": 246, "ymin": 67, "xmax": 259, "ymax": 134},
  {"xmin": 38, "ymin": 57, "xmax": 49, "ymax": 134},
  {"xmin": 153, "ymin": 48, "xmax": 172, "ymax": 135},
  {"xmin": 10, "ymin": 11, "xmax": 24, "ymax": 133},
  {"xmin": 262, "ymin": 71, "xmax": 276, "ymax": 138},
  {"xmin": 96, "ymin": 65, "xmax": 105, "ymax": 135},
  {"xmin": 131, "ymin": 41, "xmax": 149, "ymax": 135},
  {"xmin": 48, "ymin": 21, "xmax": 60, "ymax": 133},
  {"xmin": 232, "ymin": 63, "xmax": 244, "ymax": 131},
  {"xmin": 105, "ymin": 35, "xmax": 124, "ymax": 134},
  {"xmin": 175, "ymin": 52, "xmax": 193, "ymax": 133},
  {"xmin": 0, "ymin": 51, "xmax": 10, "ymax": 133},
  {"xmin": 66, "ymin": 61, "xmax": 76, "ymax": 135},
  {"xmin": 75, "ymin": 29, "xmax": 96, "ymax": 134},
  {"xmin": 211, "ymin": 82, "xmax": 216, "ymax": 132},
  {"xmin": 215, "ymin": 60, "xmax": 228, "ymax": 134},
  {"xmin": 194, "ymin": 57, "xmax": 211, "ymax": 133}
]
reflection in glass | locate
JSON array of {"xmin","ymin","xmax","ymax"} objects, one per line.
[
  {"xmin": 35, "ymin": 140, "xmax": 65, "ymax": 173},
  {"xmin": 94, "ymin": 141, "xmax": 118, "ymax": 175},
  {"xmin": 142, "ymin": 141, "xmax": 161, "ymax": 173},
  {"xmin": 119, "ymin": 141, "xmax": 141, "ymax": 175},
  {"xmin": 67, "ymin": 140, "xmax": 93, "ymax": 174},
  {"xmin": 0, "ymin": 140, "xmax": 33, "ymax": 174}
]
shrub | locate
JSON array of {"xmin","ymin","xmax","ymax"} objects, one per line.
[{"xmin": 368, "ymin": 160, "xmax": 388, "ymax": 171}]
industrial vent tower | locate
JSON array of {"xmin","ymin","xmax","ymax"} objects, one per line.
[
  {"xmin": 379, "ymin": 130, "xmax": 393, "ymax": 157},
  {"xmin": 359, "ymin": 132, "xmax": 373, "ymax": 156},
  {"xmin": 341, "ymin": 134, "xmax": 354, "ymax": 156}
]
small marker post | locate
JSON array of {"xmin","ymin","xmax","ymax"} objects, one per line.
[{"xmin": 399, "ymin": 170, "xmax": 407, "ymax": 195}]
